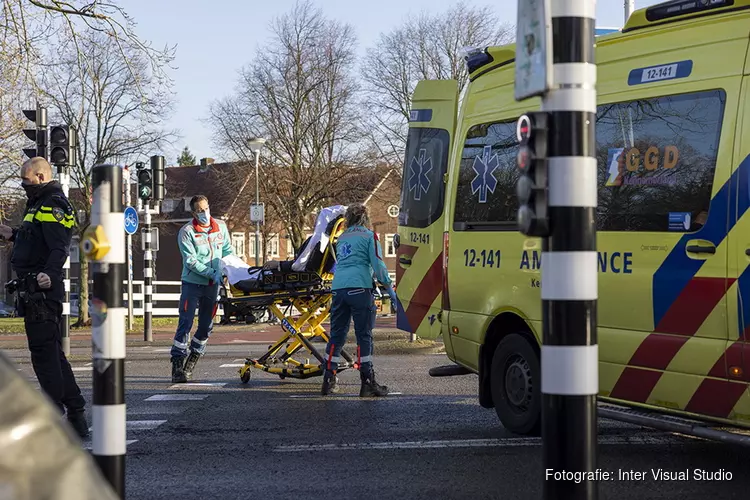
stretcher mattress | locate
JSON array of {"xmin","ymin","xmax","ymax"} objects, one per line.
[{"xmin": 233, "ymin": 266, "xmax": 323, "ymax": 294}]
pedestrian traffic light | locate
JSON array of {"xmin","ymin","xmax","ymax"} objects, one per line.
[
  {"xmin": 136, "ymin": 161, "xmax": 152, "ymax": 200},
  {"xmin": 49, "ymin": 125, "xmax": 76, "ymax": 167},
  {"xmin": 150, "ymin": 155, "xmax": 165, "ymax": 202},
  {"xmin": 22, "ymin": 105, "xmax": 47, "ymax": 159},
  {"xmin": 516, "ymin": 112, "xmax": 549, "ymax": 237}
]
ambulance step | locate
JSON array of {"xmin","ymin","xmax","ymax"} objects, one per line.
[
  {"xmin": 428, "ymin": 364, "xmax": 472, "ymax": 377},
  {"xmin": 598, "ymin": 402, "xmax": 750, "ymax": 447}
]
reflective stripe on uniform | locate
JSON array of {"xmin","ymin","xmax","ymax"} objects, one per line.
[
  {"xmin": 173, "ymin": 340, "xmax": 188, "ymax": 349},
  {"xmin": 359, "ymin": 355, "xmax": 373, "ymax": 363},
  {"xmin": 192, "ymin": 337, "xmax": 208, "ymax": 345},
  {"xmin": 24, "ymin": 209, "xmax": 75, "ymax": 228}
]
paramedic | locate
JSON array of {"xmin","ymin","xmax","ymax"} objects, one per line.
[
  {"xmin": 170, "ymin": 195, "xmax": 233, "ymax": 383},
  {"xmin": 0, "ymin": 157, "xmax": 88, "ymax": 438},
  {"xmin": 321, "ymin": 203, "xmax": 397, "ymax": 397}
]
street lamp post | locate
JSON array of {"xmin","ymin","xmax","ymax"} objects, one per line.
[{"xmin": 248, "ymin": 138, "xmax": 266, "ymax": 265}]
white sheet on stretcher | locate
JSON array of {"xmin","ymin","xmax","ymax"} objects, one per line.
[{"xmin": 221, "ymin": 254, "xmax": 264, "ymax": 285}]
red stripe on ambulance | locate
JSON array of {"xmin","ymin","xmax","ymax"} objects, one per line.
[
  {"xmin": 404, "ymin": 254, "xmax": 443, "ymax": 332},
  {"xmin": 610, "ymin": 277, "xmax": 732, "ymax": 402},
  {"xmin": 685, "ymin": 378, "xmax": 748, "ymax": 418}
]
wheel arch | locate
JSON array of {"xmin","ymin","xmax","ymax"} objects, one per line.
[{"xmin": 478, "ymin": 311, "xmax": 539, "ymax": 409}]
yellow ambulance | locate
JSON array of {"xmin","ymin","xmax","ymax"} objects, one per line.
[{"xmin": 395, "ymin": 0, "xmax": 750, "ymax": 440}]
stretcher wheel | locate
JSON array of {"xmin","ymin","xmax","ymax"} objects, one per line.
[{"xmin": 240, "ymin": 369, "xmax": 251, "ymax": 384}]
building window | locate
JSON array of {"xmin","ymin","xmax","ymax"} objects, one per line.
[
  {"xmin": 231, "ymin": 232, "xmax": 245, "ymax": 257},
  {"xmin": 248, "ymin": 234, "xmax": 263, "ymax": 259},
  {"xmin": 384, "ymin": 234, "xmax": 396, "ymax": 257},
  {"xmin": 387, "ymin": 205, "xmax": 399, "ymax": 218},
  {"xmin": 267, "ymin": 234, "xmax": 280, "ymax": 258},
  {"xmin": 286, "ymin": 237, "xmax": 294, "ymax": 257}
]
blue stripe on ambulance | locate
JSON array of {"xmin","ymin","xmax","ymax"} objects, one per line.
[
  {"xmin": 652, "ymin": 155, "xmax": 750, "ymax": 327},
  {"xmin": 735, "ymin": 155, "xmax": 750, "ymax": 339}
]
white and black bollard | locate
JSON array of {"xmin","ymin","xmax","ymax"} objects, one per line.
[
  {"xmin": 143, "ymin": 202, "xmax": 153, "ymax": 342},
  {"xmin": 515, "ymin": 0, "xmax": 598, "ymax": 498},
  {"xmin": 58, "ymin": 163, "xmax": 71, "ymax": 355},
  {"xmin": 82, "ymin": 164, "xmax": 126, "ymax": 498}
]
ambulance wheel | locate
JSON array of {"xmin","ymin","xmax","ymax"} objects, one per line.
[
  {"xmin": 490, "ymin": 333, "xmax": 541, "ymax": 436},
  {"xmin": 240, "ymin": 369, "xmax": 251, "ymax": 384}
]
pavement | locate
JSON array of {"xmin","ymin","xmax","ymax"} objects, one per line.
[{"xmin": 5, "ymin": 343, "xmax": 750, "ymax": 500}]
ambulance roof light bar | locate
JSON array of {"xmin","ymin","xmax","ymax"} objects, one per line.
[{"xmin": 646, "ymin": 0, "xmax": 733, "ymax": 22}]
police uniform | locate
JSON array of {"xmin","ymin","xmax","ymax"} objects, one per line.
[{"xmin": 9, "ymin": 181, "xmax": 86, "ymax": 426}]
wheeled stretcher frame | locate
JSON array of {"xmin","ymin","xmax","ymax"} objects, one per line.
[{"xmin": 229, "ymin": 216, "xmax": 355, "ymax": 382}]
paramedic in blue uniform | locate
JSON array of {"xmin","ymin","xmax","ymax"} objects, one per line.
[
  {"xmin": 0, "ymin": 157, "xmax": 88, "ymax": 438},
  {"xmin": 321, "ymin": 203, "xmax": 397, "ymax": 397},
  {"xmin": 170, "ymin": 195, "xmax": 233, "ymax": 383}
]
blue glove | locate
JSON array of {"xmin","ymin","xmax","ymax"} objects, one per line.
[{"xmin": 212, "ymin": 268, "xmax": 223, "ymax": 284}]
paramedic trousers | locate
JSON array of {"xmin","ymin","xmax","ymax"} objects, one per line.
[
  {"xmin": 171, "ymin": 281, "xmax": 220, "ymax": 359},
  {"xmin": 24, "ymin": 299, "xmax": 86, "ymax": 415},
  {"xmin": 324, "ymin": 287, "xmax": 377, "ymax": 374}
]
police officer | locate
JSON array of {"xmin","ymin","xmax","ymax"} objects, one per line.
[
  {"xmin": 321, "ymin": 203, "xmax": 397, "ymax": 397},
  {"xmin": 0, "ymin": 157, "xmax": 88, "ymax": 439}
]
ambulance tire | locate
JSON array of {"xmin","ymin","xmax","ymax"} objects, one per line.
[{"xmin": 490, "ymin": 334, "xmax": 541, "ymax": 436}]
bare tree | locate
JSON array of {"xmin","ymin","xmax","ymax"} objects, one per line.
[
  {"xmin": 361, "ymin": 2, "xmax": 514, "ymax": 166},
  {"xmin": 209, "ymin": 1, "xmax": 373, "ymax": 249},
  {"xmin": 39, "ymin": 30, "xmax": 178, "ymax": 325},
  {"xmin": 0, "ymin": 0, "xmax": 176, "ymax": 189}
]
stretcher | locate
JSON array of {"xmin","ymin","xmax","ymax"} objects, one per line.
[{"xmin": 228, "ymin": 213, "xmax": 357, "ymax": 382}]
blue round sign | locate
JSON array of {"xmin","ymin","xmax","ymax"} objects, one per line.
[{"xmin": 124, "ymin": 206, "xmax": 139, "ymax": 235}]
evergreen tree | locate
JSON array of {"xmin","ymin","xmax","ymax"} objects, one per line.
[{"xmin": 177, "ymin": 146, "xmax": 197, "ymax": 166}]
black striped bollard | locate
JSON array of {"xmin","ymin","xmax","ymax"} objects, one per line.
[{"xmin": 82, "ymin": 164, "xmax": 126, "ymax": 498}]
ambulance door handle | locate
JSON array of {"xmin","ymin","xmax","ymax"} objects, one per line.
[
  {"xmin": 399, "ymin": 257, "xmax": 412, "ymax": 266},
  {"xmin": 745, "ymin": 249, "xmax": 750, "ymax": 256},
  {"xmin": 685, "ymin": 244, "xmax": 715, "ymax": 254}
]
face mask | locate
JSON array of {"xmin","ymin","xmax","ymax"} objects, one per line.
[
  {"xmin": 22, "ymin": 183, "xmax": 42, "ymax": 199},
  {"xmin": 196, "ymin": 209, "xmax": 210, "ymax": 225}
]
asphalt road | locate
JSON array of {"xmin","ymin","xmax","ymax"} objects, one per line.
[{"xmin": 7, "ymin": 344, "xmax": 750, "ymax": 500}]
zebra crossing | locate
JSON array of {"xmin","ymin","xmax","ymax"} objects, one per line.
[{"xmin": 74, "ymin": 358, "xmax": 246, "ymax": 450}]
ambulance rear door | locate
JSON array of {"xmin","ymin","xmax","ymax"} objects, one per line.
[{"xmin": 395, "ymin": 79, "xmax": 458, "ymax": 339}]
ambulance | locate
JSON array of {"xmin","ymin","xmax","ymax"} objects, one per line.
[{"xmin": 395, "ymin": 0, "xmax": 750, "ymax": 442}]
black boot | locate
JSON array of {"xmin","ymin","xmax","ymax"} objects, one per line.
[
  {"xmin": 171, "ymin": 356, "xmax": 187, "ymax": 383},
  {"xmin": 67, "ymin": 410, "xmax": 90, "ymax": 439},
  {"xmin": 359, "ymin": 367, "xmax": 388, "ymax": 397},
  {"xmin": 183, "ymin": 352, "xmax": 201, "ymax": 381},
  {"xmin": 321, "ymin": 370, "xmax": 339, "ymax": 395}
]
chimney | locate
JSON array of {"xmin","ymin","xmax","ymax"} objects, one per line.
[{"xmin": 199, "ymin": 157, "xmax": 215, "ymax": 172}]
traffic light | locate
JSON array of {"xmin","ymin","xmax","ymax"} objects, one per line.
[
  {"xmin": 150, "ymin": 155, "xmax": 165, "ymax": 202},
  {"xmin": 136, "ymin": 161, "xmax": 152, "ymax": 200},
  {"xmin": 515, "ymin": 112, "xmax": 549, "ymax": 237},
  {"xmin": 49, "ymin": 125, "xmax": 76, "ymax": 167},
  {"xmin": 22, "ymin": 105, "xmax": 47, "ymax": 159}
]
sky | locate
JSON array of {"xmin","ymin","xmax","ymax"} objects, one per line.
[{"xmin": 123, "ymin": 0, "xmax": 663, "ymax": 165}]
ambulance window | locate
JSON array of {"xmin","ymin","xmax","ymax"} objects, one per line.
[
  {"xmin": 398, "ymin": 127, "xmax": 450, "ymax": 228},
  {"xmin": 453, "ymin": 120, "xmax": 519, "ymax": 229},
  {"xmin": 595, "ymin": 90, "xmax": 725, "ymax": 232}
]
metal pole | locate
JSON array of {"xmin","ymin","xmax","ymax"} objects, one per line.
[
  {"xmin": 542, "ymin": 1, "xmax": 598, "ymax": 499},
  {"xmin": 58, "ymin": 163, "xmax": 71, "ymax": 356},
  {"xmin": 143, "ymin": 203, "xmax": 153, "ymax": 342},
  {"xmin": 125, "ymin": 167, "xmax": 133, "ymax": 331},
  {"xmin": 83, "ymin": 164, "xmax": 126, "ymax": 498},
  {"xmin": 625, "ymin": 0, "xmax": 635, "ymax": 23},
  {"xmin": 254, "ymin": 149, "xmax": 260, "ymax": 266}
]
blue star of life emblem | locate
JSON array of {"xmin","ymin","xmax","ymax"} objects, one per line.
[
  {"xmin": 471, "ymin": 145, "xmax": 499, "ymax": 204},
  {"xmin": 408, "ymin": 148, "xmax": 432, "ymax": 201},
  {"xmin": 340, "ymin": 242, "xmax": 352, "ymax": 258}
]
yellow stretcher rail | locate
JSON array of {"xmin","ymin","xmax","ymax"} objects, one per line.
[{"xmin": 226, "ymin": 216, "xmax": 355, "ymax": 382}]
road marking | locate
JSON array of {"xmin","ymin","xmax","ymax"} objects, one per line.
[
  {"xmin": 233, "ymin": 358, "xmax": 246, "ymax": 362},
  {"xmin": 71, "ymin": 367, "xmax": 90, "ymax": 372},
  {"xmin": 230, "ymin": 339, "xmax": 254, "ymax": 344},
  {"xmin": 273, "ymin": 435, "xmax": 684, "ymax": 452},
  {"xmin": 220, "ymin": 364, "xmax": 245, "ymax": 368},
  {"xmin": 152, "ymin": 348, "xmax": 171, "ymax": 353},
  {"xmin": 168, "ymin": 382, "xmax": 227, "ymax": 389},
  {"xmin": 288, "ymin": 392, "xmax": 403, "ymax": 399},
  {"xmin": 145, "ymin": 394, "xmax": 209, "ymax": 401},
  {"xmin": 88, "ymin": 420, "xmax": 166, "ymax": 432}
]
